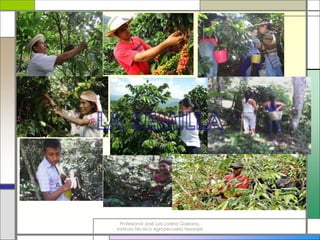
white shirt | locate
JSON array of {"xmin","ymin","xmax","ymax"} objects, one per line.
[
  {"xmin": 36, "ymin": 158, "xmax": 68, "ymax": 201},
  {"xmin": 66, "ymin": 110, "xmax": 107, "ymax": 137},
  {"xmin": 175, "ymin": 112, "xmax": 200, "ymax": 147},
  {"xmin": 80, "ymin": 112, "xmax": 107, "ymax": 137},
  {"xmin": 242, "ymin": 98, "xmax": 255, "ymax": 113},
  {"xmin": 27, "ymin": 53, "xmax": 57, "ymax": 76}
]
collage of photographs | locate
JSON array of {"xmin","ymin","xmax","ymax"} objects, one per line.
[{"xmin": 16, "ymin": 12, "xmax": 310, "ymax": 211}]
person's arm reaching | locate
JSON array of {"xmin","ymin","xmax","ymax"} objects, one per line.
[
  {"xmin": 54, "ymin": 107, "xmax": 90, "ymax": 126},
  {"xmin": 43, "ymin": 93, "xmax": 90, "ymax": 126},
  {"xmin": 134, "ymin": 31, "xmax": 185, "ymax": 62},
  {"xmin": 144, "ymin": 165, "xmax": 159, "ymax": 172},
  {"xmin": 42, "ymin": 93, "xmax": 56, "ymax": 106},
  {"xmin": 150, "ymin": 112, "xmax": 176, "ymax": 124},
  {"xmin": 55, "ymin": 41, "xmax": 88, "ymax": 65}
]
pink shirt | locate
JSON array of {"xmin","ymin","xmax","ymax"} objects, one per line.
[
  {"xmin": 154, "ymin": 174, "xmax": 167, "ymax": 184},
  {"xmin": 114, "ymin": 36, "xmax": 151, "ymax": 75}
]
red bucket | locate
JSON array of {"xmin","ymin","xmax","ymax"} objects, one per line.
[{"xmin": 213, "ymin": 49, "xmax": 228, "ymax": 63}]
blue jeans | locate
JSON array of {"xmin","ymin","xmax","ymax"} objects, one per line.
[
  {"xmin": 267, "ymin": 119, "xmax": 281, "ymax": 134},
  {"xmin": 199, "ymin": 41, "xmax": 218, "ymax": 77},
  {"xmin": 265, "ymin": 54, "xmax": 283, "ymax": 76}
]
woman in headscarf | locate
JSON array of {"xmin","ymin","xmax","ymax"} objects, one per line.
[{"xmin": 44, "ymin": 91, "xmax": 107, "ymax": 137}]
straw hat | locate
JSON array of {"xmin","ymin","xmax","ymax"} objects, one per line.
[
  {"xmin": 105, "ymin": 16, "xmax": 133, "ymax": 37},
  {"xmin": 80, "ymin": 91, "xmax": 102, "ymax": 111},
  {"xmin": 27, "ymin": 34, "xmax": 44, "ymax": 51},
  {"xmin": 80, "ymin": 91, "xmax": 98, "ymax": 103},
  {"xmin": 255, "ymin": 21, "xmax": 271, "ymax": 27}
]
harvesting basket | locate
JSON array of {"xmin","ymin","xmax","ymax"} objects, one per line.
[
  {"xmin": 267, "ymin": 111, "xmax": 283, "ymax": 121},
  {"xmin": 213, "ymin": 49, "xmax": 228, "ymax": 63},
  {"xmin": 251, "ymin": 54, "xmax": 261, "ymax": 64}
]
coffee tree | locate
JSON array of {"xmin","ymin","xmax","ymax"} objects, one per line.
[
  {"xmin": 104, "ymin": 155, "xmax": 172, "ymax": 207},
  {"xmin": 17, "ymin": 76, "xmax": 107, "ymax": 137},
  {"xmin": 198, "ymin": 13, "xmax": 284, "ymax": 76},
  {"xmin": 111, "ymin": 81, "xmax": 207, "ymax": 155},
  {"xmin": 103, "ymin": 13, "xmax": 193, "ymax": 75},
  {"xmin": 111, "ymin": 80, "xmax": 185, "ymax": 155},
  {"xmin": 16, "ymin": 11, "xmax": 103, "ymax": 78}
]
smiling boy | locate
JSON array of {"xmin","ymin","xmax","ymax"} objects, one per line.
[{"xmin": 36, "ymin": 139, "xmax": 71, "ymax": 200}]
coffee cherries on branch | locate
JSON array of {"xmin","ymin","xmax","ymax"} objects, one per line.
[{"xmin": 176, "ymin": 44, "xmax": 189, "ymax": 74}]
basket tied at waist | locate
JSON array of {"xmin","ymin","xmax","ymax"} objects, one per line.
[{"xmin": 267, "ymin": 111, "xmax": 282, "ymax": 121}]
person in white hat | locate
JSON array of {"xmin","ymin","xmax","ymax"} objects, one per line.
[
  {"xmin": 26, "ymin": 34, "xmax": 88, "ymax": 77},
  {"xmin": 43, "ymin": 91, "xmax": 107, "ymax": 137},
  {"xmin": 106, "ymin": 16, "xmax": 185, "ymax": 75}
]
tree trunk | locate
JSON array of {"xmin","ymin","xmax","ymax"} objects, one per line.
[
  {"xmin": 20, "ymin": 146, "xmax": 42, "ymax": 200},
  {"xmin": 216, "ymin": 77, "xmax": 222, "ymax": 106},
  {"xmin": 290, "ymin": 77, "xmax": 306, "ymax": 131}
]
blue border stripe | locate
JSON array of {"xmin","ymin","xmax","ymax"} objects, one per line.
[{"xmin": 0, "ymin": 184, "xmax": 15, "ymax": 189}]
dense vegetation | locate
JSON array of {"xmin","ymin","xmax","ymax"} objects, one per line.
[
  {"xmin": 208, "ymin": 77, "xmax": 311, "ymax": 154},
  {"xmin": 173, "ymin": 154, "xmax": 306, "ymax": 210},
  {"xmin": 16, "ymin": 12, "xmax": 107, "ymax": 137},
  {"xmin": 198, "ymin": 13, "xmax": 284, "ymax": 76},
  {"xmin": 110, "ymin": 80, "xmax": 207, "ymax": 155},
  {"xmin": 17, "ymin": 76, "xmax": 108, "ymax": 137},
  {"xmin": 104, "ymin": 155, "xmax": 172, "ymax": 207},
  {"xmin": 16, "ymin": 11, "xmax": 103, "ymax": 77}
]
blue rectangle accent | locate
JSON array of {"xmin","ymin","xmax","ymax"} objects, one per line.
[{"xmin": 0, "ymin": 184, "xmax": 15, "ymax": 189}]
